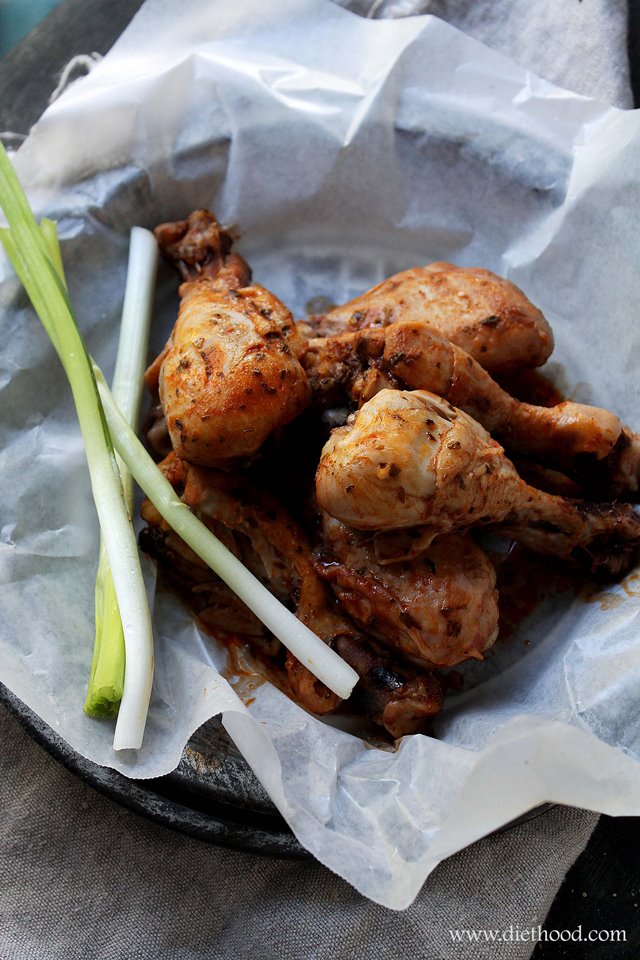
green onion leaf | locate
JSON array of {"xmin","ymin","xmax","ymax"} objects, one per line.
[
  {"xmin": 0, "ymin": 144, "xmax": 154, "ymax": 750},
  {"xmin": 94, "ymin": 370, "xmax": 360, "ymax": 700},
  {"xmin": 0, "ymin": 141, "xmax": 358, "ymax": 720}
]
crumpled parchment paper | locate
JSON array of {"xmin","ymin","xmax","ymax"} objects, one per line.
[{"xmin": 2, "ymin": 0, "xmax": 640, "ymax": 910}]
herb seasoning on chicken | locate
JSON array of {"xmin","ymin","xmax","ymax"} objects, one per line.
[
  {"xmin": 300, "ymin": 261, "xmax": 554, "ymax": 375},
  {"xmin": 140, "ymin": 208, "xmax": 640, "ymax": 739},
  {"xmin": 146, "ymin": 210, "xmax": 311, "ymax": 465}
]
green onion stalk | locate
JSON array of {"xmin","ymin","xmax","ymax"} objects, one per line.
[
  {"xmin": 0, "ymin": 143, "xmax": 155, "ymax": 750},
  {"xmin": 0, "ymin": 143, "xmax": 359, "ymax": 749},
  {"xmin": 85, "ymin": 227, "xmax": 158, "ymax": 724}
]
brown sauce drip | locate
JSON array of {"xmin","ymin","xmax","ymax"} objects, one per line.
[
  {"xmin": 203, "ymin": 625, "xmax": 304, "ymax": 708},
  {"xmin": 496, "ymin": 368, "xmax": 564, "ymax": 408},
  {"xmin": 491, "ymin": 542, "xmax": 586, "ymax": 645},
  {"xmin": 218, "ymin": 634, "xmax": 267, "ymax": 707},
  {"xmin": 581, "ymin": 569, "xmax": 640, "ymax": 612}
]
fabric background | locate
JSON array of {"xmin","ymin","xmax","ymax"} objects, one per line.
[
  {"xmin": 0, "ymin": 0, "xmax": 633, "ymax": 957},
  {"xmin": 338, "ymin": 0, "xmax": 632, "ymax": 108},
  {"xmin": 1, "ymin": 705, "xmax": 597, "ymax": 960}
]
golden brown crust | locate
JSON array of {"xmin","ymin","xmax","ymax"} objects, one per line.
[
  {"xmin": 318, "ymin": 518, "xmax": 499, "ymax": 668},
  {"xmin": 306, "ymin": 262, "xmax": 554, "ymax": 374},
  {"xmin": 316, "ymin": 389, "xmax": 640, "ymax": 577},
  {"xmin": 147, "ymin": 210, "xmax": 312, "ymax": 465},
  {"xmin": 300, "ymin": 320, "xmax": 621, "ymax": 463},
  {"xmin": 140, "ymin": 452, "xmax": 447, "ymax": 731},
  {"xmin": 159, "ymin": 280, "xmax": 311, "ymax": 464}
]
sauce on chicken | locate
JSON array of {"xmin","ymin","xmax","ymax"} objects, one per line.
[
  {"xmin": 139, "ymin": 209, "xmax": 640, "ymax": 739},
  {"xmin": 146, "ymin": 210, "xmax": 310, "ymax": 465}
]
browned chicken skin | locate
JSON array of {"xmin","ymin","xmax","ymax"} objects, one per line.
[
  {"xmin": 146, "ymin": 211, "xmax": 311, "ymax": 465},
  {"xmin": 572, "ymin": 426, "xmax": 640, "ymax": 501},
  {"xmin": 139, "ymin": 452, "xmax": 444, "ymax": 736},
  {"xmin": 610, "ymin": 430, "xmax": 640, "ymax": 497},
  {"xmin": 302, "ymin": 262, "xmax": 553, "ymax": 374},
  {"xmin": 316, "ymin": 389, "xmax": 640, "ymax": 577},
  {"xmin": 332, "ymin": 635, "xmax": 444, "ymax": 739},
  {"xmin": 317, "ymin": 514, "xmax": 499, "ymax": 669},
  {"xmin": 143, "ymin": 211, "xmax": 640, "ymax": 736},
  {"xmin": 301, "ymin": 321, "xmax": 621, "ymax": 464}
]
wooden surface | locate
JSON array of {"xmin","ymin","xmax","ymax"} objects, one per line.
[{"xmin": 1, "ymin": 1, "xmax": 639, "ymax": 955}]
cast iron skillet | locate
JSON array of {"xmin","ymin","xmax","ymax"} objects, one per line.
[
  {"xmin": 1, "ymin": 682, "xmax": 553, "ymax": 857},
  {"xmin": 0, "ymin": 683, "xmax": 305, "ymax": 857}
]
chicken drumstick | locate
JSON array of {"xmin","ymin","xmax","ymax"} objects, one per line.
[
  {"xmin": 139, "ymin": 453, "xmax": 444, "ymax": 736},
  {"xmin": 316, "ymin": 389, "xmax": 640, "ymax": 577},
  {"xmin": 146, "ymin": 210, "xmax": 310, "ymax": 466},
  {"xmin": 302, "ymin": 262, "xmax": 553, "ymax": 374},
  {"xmin": 302, "ymin": 320, "xmax": 621, "ymax": 464}
]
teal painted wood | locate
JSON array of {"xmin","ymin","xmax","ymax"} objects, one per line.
[{"xmin": 0, "ymin": 0, "xmax": 62, "ymax": 55}]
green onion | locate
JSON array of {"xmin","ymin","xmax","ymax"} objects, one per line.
[
  {"xmin": 0, "ymin": 141, "xmax": 359, "ymax": 718},
  {"xmin": 0, "ymin": 143, "xmax": 154, "ymax": 751},
  {"xmin": 93, "ymin": 369, "xmax": 360, "ymax": 700},
  {"xmin": 85, "ymin": 227, "xmax": 158, "ymax": 723},
  {"xmin": 86, "ymin": 561, "xmax": 125, "ymax": 719}
]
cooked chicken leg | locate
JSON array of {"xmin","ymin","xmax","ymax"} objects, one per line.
[
  {"xmin": 304, "ymin": 319, "xmax": 640, "ymax": 502},
  {"xmin": 332, "ymin": 635, "xmax": 444, "ymax": 739},
  {"xmin": 302, "ymin": 262, "xmax": 553, "ymax": 374},
  {"xmin": 302, "ymin": 321, "xmax": 621, "ymax": 463},
  {"xmin": 146, "ymin": 210, "xmax": 310, "ymax": 465},
  {"xmin": 572, "ymin": 426, "xmax": 640, "ymax": 501},
  {"xmin": 316, "ymin": 389, "xmax": 640, "ymax": 576},
  {"xmin": 610, "ymin": 430, "xmax": 640, "ymax": 497},
  {"xmin": 317, "ymin": 514, "xmax": 499, "ymax": 669},
  {"xmin": 139, "ymin": 453, "xmax": 444, "ymax": 735}
]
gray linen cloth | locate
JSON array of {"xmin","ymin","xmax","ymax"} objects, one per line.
[{"xmin": 0, "ymin": 0, "xmax": 633, "ymax": 957}]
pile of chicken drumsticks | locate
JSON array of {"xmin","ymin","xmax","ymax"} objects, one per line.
[{"xmin": 139, "ymin": 210, "xmax": 640, "ymax": 738}]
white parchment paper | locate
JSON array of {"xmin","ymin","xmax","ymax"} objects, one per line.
[{"xmin": 2, "ymin": 0, "xmax": 640, "ymax": 909}]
